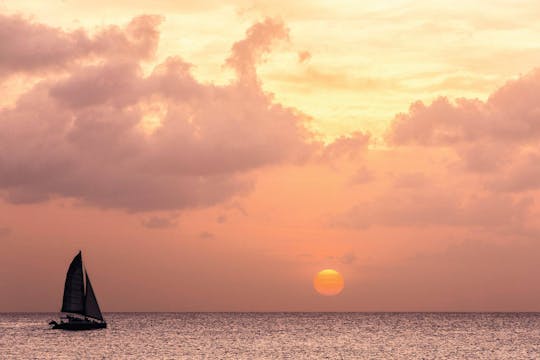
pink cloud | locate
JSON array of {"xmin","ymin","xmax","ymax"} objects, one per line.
[
  {"xmin": 141, "ymin": 215, "xmax": 178, "ymax": 229},
  {"xmin": 317, "ymin": 68, "xmax": 540, "ymax": 234},
  {"xmin": 349, "ymin": 166, "xmax": 374, "ymax": 185},
  {"xmin": 383, "ymin": 68, "xmax": 540, "ymax": 202},
  {"xmin": 226, "ymin": 17, "xmax": 289, "ymax": 85},
  {"xmin": 489, "ymin": 152, "xmax": 540, "ymax": 192},
  {"xmin": 388, "ymin": 68, "xmax": 540, "ymax": 146},
  {"xmin": 321, "ymin": 131, "xmax": 370, "ymax": 161},
  {"xmin": 0, "ymin": 16, "xmax": 315, "ymax": 211},
  {"xmin": 0, "ymin": 14, "xmax": 161, "ymax": 75}
]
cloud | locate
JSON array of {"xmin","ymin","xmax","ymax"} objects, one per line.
[
  {"xmin": 0, "ymin": 14, "xmax": 161, "ymax": 75},
  {"xmin": 392, "ymin": 172, "xmax": 427, "ymax": 188},
  {"xmin": 453, "ymin": 141, "xmax": 511, "ymax": 173},
  {"xmin": 349, "ymin": 166, "xmax": 373, "ymax": 185},
  {"xmin": 49, "ymin": 61, "xmax": 144, "ymax": 108},
  {"xmin": 297, "ymin": 50, "xmax": 311, "ymax": 63},
  {"xmin": 489, "ymin": 152, "xmax": 540, "ymax": 192},
  {"xmin": 198, "ymin": 231, "xmax": 215, "ymax": 239},
  {"xmin": 0, "ymin": 16, "xmax": 316, "ymax": 211},
  {"xmin": 141, "ymin": 215, "xmax": 178, "ymax": 229},
  {"xmin": 321, "ymin": 131, "xmax": 370, "ymax": 161},
  {"xmin": 226, "ymin": 17, "xmax": 289, "ymax": 85},
  {"xmin": 304, "ymin": 66, "xmax": 540, "ymax": 236},
  {"xmin": 388, "ymin": 68, "xmax": 540, "ymax": 146},
  {"xmin": 340, "ymin": 251, "xmax": 356, "ymax": 264},
  {"xmin": 216, "ymin": 215, "xmax": 227, "ymax": 224}
]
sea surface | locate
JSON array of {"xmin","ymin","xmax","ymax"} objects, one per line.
[{"xmin": 1, "ymin": 313, "xmax": 539, "ymax": 359}]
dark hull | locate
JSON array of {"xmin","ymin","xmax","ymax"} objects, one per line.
[{"xmin": 51, "ymin": 321, "xmax": 107, "ymax": 331}]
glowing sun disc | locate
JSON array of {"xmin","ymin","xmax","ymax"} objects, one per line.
[{"xmin": 313, "ymin": 269, "xmax": 344, "ymax": 296}]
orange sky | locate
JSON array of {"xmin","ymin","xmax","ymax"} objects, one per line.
[{"xmin": 1, "ymin": 1, "xmax": 540, "ymax": 311}]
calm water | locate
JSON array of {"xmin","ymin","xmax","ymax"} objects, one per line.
[{"xmin": 1, "ymin": 313, "xmax": 539, "ymax": 359}]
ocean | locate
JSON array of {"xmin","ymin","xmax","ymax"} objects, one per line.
[{"xmin": 1, "ymin": 313, "xmax": 539, "ymax": 359}]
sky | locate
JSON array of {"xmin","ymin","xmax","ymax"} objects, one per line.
[{"xmin": 1, "ymin": 0, "xmax": 540, "ymax": 311}]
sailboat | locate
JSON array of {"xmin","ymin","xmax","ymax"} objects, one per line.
[{"xmin": 49, "ymin": 251, "xmax": 107, "ymax": 330}]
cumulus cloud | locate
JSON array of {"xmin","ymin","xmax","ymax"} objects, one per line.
[
  {"xmin": 0, "ymin": 16, "xmax": 315, "ymax": 211},
  {"xmin": 454, "ymin": 141, "xmax": 511, "ymax": 173},
  {"xmin": 318, "ymin": 67, "xmax": 540, "ymax": 232},
  {"xmin": 321, "ymin": 131, "xmax": 370, "ymax": 161},
  {"xmin": 489, "ymin": 153, "xmax": 540, "ymax": 192},
  {"xmin": 387, "ymin": 68, "xmax": 540, "ymax": 181},
  {"xmin": 388, "ymin": 69, "xmax": 540, "ymax": 146},
  {"xmin": 0, "ymin": 14, "xmax": 161, "ymax": 75},
  {"xmin": 226, "ymin": 17, "xmax": 289, "ymax": 85}
]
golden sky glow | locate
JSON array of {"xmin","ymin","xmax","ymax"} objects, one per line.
[
  {"xmin": 4, "ymin": 0, "xmax": 540, "ymax": 140},
  {"xmin": 2, "ymin": 1, "xmax": 540, "ymax": 312}
]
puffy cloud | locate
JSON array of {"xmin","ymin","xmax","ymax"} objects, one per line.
[
  {"xmin": 226, "ymin": 17, "xmax": 289, "ymax": 85},
  {"xmin": 388, "ymin": 68, "xmax": 540, "ymax": 146},
  {"xmin": 489, "ymin": 152, "xmax": 540, "ymax": 192},
  {"xmin": 0, "ymin": 16, "xmax": 315, "ymax": 211},
  {"xmin": 0, "ymin": 14, "xmax": 161, "ymax": 75},
  {"xmin": 321, "ymin": 131, "xmax": 370, "ymax": 161},
  {"xmin": 319, "ymin": 68, "xmax": 540, "ymax": 232},
  {"xmin": 454, "ymin": 141, "xmax": 511, "ymax": 173},
  {"xmin": 388, "ymin": 97, "xmax": 488, "ymax": 146},
  {"xmin": 384, "ymin": 68, "xmax": 540, "ymax": 204},
  {"xmin": 49, "ymin": 61, "xmax": 144, "ymax": 108}
]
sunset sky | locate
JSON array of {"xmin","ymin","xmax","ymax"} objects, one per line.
[{"xmin": 2, "ymin": 0, "xmax": 540, "ymax": 311}]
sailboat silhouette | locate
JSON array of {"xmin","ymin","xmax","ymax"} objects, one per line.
[{"xmin": 49, "ymin": 251, "xmax": 107, "ymax": 330}]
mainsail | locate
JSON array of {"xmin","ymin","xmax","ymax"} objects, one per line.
[
  {"xmin": 61, "ymin": 251, "xmax": 85, "ymax": 314},
  {"xmin": 60, "ymin": 251, "xmax": 104, "ymax": 321},
  {"xmin": 84, "ymin": 272, "xmax": 104, "ymax": 321}
]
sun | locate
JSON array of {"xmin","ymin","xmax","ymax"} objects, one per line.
[{"xmin": 313, "ymin": 269, "xmax": 344, "ymax": 296}]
